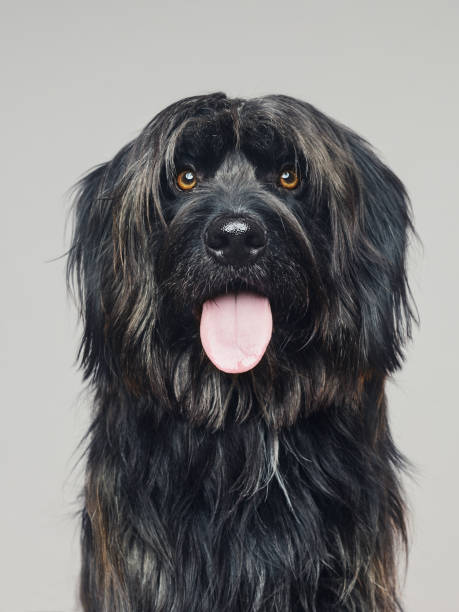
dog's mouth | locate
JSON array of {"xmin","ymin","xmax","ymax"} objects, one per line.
[{"xmin": 194, "ymin": 290, "xmax": 273, "ymax": 374}]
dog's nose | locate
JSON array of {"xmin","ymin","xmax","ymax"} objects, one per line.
[{"xmin": 204, "ymin": 215, "xmax": 267, "ymax": 266}]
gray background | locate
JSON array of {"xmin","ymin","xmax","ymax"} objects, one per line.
[{"xmin": 1, "ymin": 0, "xmax": 458, "ymax": 610}]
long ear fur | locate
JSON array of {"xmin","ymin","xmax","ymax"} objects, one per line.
[
  {"xmin": 67, "ymin": 159, "xmax": 119, "ymax": 384},
  {"xmin": 343, "ymin": 130, "xmax": 417, "ymax": 372}
]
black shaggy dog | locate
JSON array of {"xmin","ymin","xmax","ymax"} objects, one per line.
[{"xmin": 68, "ymin": 93, "xmax": 415, "ymax": 612}]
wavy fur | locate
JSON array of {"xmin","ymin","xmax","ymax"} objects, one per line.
[{"xmin": 68, "ymin": 93, "xmax": 415, "ymax": 611}]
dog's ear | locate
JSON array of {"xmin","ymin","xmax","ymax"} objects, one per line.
[
  {"xmin": 67, "ymin": 136, "xmax": 165, "ymax": 391},
  {"xmin": 67, "ymin": 158, "xmax": 120, "ymax": 384},
  {"xmin": 67, "ymin": 139, "xmax": 143, "ymax": 385},
  {"xmin": 340, "ymin": 132, "xmax": 416, "ymax": 372}
]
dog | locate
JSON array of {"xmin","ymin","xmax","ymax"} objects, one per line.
[{"xmin": 67, "ymin": 93, "xmax": 415, "ymax": 611}]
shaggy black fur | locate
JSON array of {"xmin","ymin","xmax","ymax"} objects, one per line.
[{"xmin": 67, "ymin": 93, "xmax": 416, "ymax": 611}]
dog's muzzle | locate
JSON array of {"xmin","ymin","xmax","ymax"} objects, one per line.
[{"xmin": 199, "ymin": 214, "xmax": 272, "ymax": 374}]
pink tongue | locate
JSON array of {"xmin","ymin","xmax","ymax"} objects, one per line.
[{"xmin": 200, "ymin": 292, "xmax": 272, "ymax": 374}]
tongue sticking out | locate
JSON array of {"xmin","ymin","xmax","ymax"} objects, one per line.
[{"xmin": 199, "ymin": 292, "xmax": 272, "ymax": 374}]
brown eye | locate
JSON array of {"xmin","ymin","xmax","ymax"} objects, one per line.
[
  {"xmin": 279, "ymin": 168, "xmax": 299, "ymax": 189},
  {"xmin": 177, "ymin": 169, "xmax": 197, "ymax": 190}
]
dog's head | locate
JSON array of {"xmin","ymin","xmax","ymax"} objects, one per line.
[{"xmin": 68, "ymin": 93, "xmax": 415, "ymax": 428}]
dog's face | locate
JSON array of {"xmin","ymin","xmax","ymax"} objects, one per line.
[
  {"xmin": 158, "ymin": 105, "xmax": 324, "ymax": 375},
  {"xmin": 69, "ymin": 93, "xmax": 414, "ymax": 428}
]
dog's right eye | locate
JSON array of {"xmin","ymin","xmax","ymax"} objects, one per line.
[
  {"xmin": 279, "ymin": 168, "xmax": 299, "ymax": 190},
  {"xmin": 177, "ymin": 169, "xmax": 197, "ymax": 191}
]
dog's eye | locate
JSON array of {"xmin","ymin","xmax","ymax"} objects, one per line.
[
  {"xmin": 177, "ymin": 169, "xmax": 197, "ymax": 191},
  {"xmin": 279, "ymin": 169, "xmax": 299, "ymax": 190}
]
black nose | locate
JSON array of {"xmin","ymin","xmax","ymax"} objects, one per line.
[{"xmin": 204, "ymin": 215, "xmax": 267, "ymax": 266}]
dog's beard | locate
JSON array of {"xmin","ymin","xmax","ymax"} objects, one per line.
[{"xmin": 154, "ymin": 229, "xmax": 331, "ymax": 430}]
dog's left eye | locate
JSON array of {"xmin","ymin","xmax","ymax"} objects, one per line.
[
  {"xmin": 279, "ymin": 169, "xmax": 299, "ymax": 190},
  {"xmin": 177, "ymin": 169, "xmax": 197, "ymax": 191}
]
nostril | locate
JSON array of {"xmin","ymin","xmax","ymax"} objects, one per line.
[
  {"xmin": 205, "ymin": 227, "xmax": 228, "ymax": 251},
  {"xmin": 246, "ymin": 227, "xmax": 266, "ymax": 249}
]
